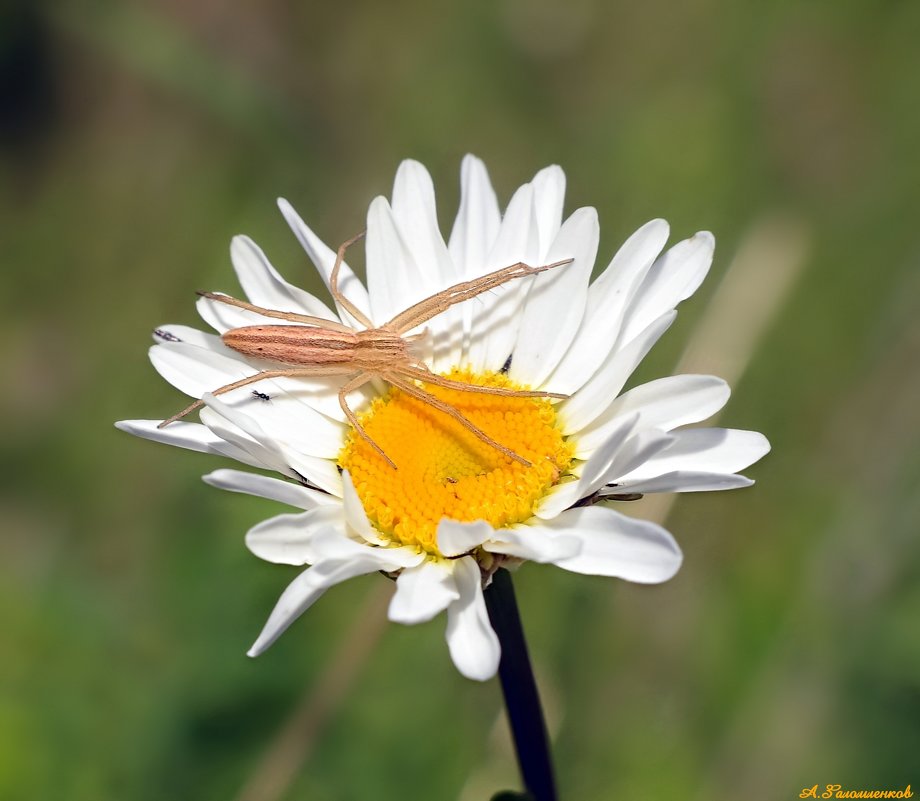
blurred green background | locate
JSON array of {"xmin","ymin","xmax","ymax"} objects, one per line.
[{"xmin": 2, "ymin": 1, "xmax": 919, "ymax": 799}]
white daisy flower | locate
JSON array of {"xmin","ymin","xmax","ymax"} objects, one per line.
[{"xmin": 117, "ymin": 156, "xmax": 769, "ymax": 681}]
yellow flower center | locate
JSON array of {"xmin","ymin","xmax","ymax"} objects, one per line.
[{"xmin": 338, "ymin": 369, "xmax": 573, "ymax": 554}]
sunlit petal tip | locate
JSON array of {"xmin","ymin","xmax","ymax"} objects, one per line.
[{"xmin": 694, "ymin": 230, "xmax": 716, "ymax": 248}]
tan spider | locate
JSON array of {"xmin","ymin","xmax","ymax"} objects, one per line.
[{"xmin": 159, "ymin": 232, "xmax": 573, "ymax": 469}]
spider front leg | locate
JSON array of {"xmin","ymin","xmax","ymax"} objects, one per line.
[
  {"xmin": 197, "ymin": 291, "xmax": 353, "ymax": 332},
  {"xmin": 158, "ymin": 367, "xmax": 337, "ymax": 427},
  {"xmin": 330, "ymin": 232, "xmax": 374, "ymax": 329},
  {"xmin": 337, "ymin": 372, "xmax": 398, "ymax": 470},
  {"xmin": 385, "ymin": 257, "xmax": 574, "ymax": 334}
]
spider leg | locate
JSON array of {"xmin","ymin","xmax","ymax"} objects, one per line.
[
  {"xmin": 385, "ymin": 373, "xmax": 531, "ymax": 467},
  {"xmin": 385, "ymin": 257, "xmax": 573, "ymax": 334},
  {"xmin": 330, "ymin": 232, "xmax": 375, "ymax": 329},
  {"xmin": 197, "ymin": 291, "xmax": 353, "ymax": 332},
  {"xmin": 386, "ymin": 263, "xmax": 527, "ymax": 333},
  {"xmin": 157, "ymin": 367, "xmax": 341, "ymax": 427},
  {"xmin": 398, "ymin": 364, "xmax": 568, "ymax": 400},
  {"xmin": 338, "ymin": 372, "xmax": 397, "ymax": 470}
]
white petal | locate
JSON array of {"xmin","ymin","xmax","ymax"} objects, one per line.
[
  {"xmin": 437, "ymin": 518, "xmax": 493, "ymax": 558},
  {"xmin": 247, "ymin": 533, "xmax": 419, "ymax": 657},
  {"xmin": 540, "ymin": 429, "xmax": 683, "ymax": 523},
  {"xmin": 559, "ymin": 311, "xmax": 676, "ymax": 434},
  {"xmin": 198, "ymin": 405, "xmax": 297, "ymax": 477},
  {"xmin": 390, "ymin": 160, "xmax": 463, "ymax": 370},
  {"xmin": 116, "ymin": 418, "xmax": 219, "ymax": 451},
  {"xmin": 621, "ymin": 428, "xmax": 770, "ymax": 481},
  {"xmin": 200, "ymin": 394, "xmax": 342, "ymax": 495},
  {"xmin": 575, "ymin": 375, "xmax": 730, "ymax": 459},
  {"xmin": 230, "ymin": 235, "xmax": 338, "ymax": 320},
  {"xmin": 448, "ymin": 155, "xmax": 501, "ymax": 278},
  {"xmin": 114, "ymin": 419, "xmax": 262, "ymax": 468},
  {"xmin": 466, "ymin": 183, "xmax": 540, "ymax": 373},
  {"xmin": 365, "ymin": 195, "xmax": 429, "ymax": 327},
  {"xmin": 245, "ymin": 507, "xmax": 343, "ymax": 565},
  {"xmin": 341, "ymin": 471, "xmax": 386, "ymax": 545},
  {"xmin": 533, "ymin": 481, "xmax": 582, "ymax": 522},
  {"xmin": 593, "ymin": 428, "xmax": 677, "ymax": 487},
  {"xmin": 149, "ymin": 342, "xmax": 347, "ymax": 457},
  {"xmin": 530, "ymin": 164, "xmax": 565, "ymax": 256},
  {"xmin": 202, "ymin": 469, "xmax": 337, "ymax": 510},
  {"xmin": 448, "ymin": 155, "xmax": 502, "ymax": 355},
  {"xmin": 309, "ymin": 533, "xmax": 422, "ymax": 569},
  {"xmin": 546, "ymin": 506, "xmax": 682, "ymax": 583},
  {"xmin": 445, "ymin": 557, "xmax": 500, "ymax": 681},
  {"xmin": 151, "ymin": 339, "xmax": 344, "ymax": 429},
  {"xmin": 389, "ymin": 560, "xmax": 460, "ymax": 624},
  {"xmin": 149, "ymin": 341, "xmax": 246, "ymax": 399},
  {"xmin": 570, "ymin": 414, "xmax": 641, "ymax": 496},
  {"xmin": 196, "ymin": 292, "xmax": 297, "ymax": 334},
  {"xmin": 247, "ymin": 568, "xmax": 334, "ymax": 657},
  {"xmin": 604, "ymin": 471, "xmax": 754, "ymax": 494},
  {"xmin": 390, "ymin": 160, "xmax": 455, "ymax": 286},
  {"xmin": 509, "ymin": 207, "xmax": 598, "ymax": 388},
  {"xmin": 257, "ymin": 372, "xmax": 369, "ymax": 425},
  {"xmin": 484, "ymin": 526, "xmax": 581, "ymax": 563},
  {"xmin": 276, "ymin": 198, "xmax": 372, "ymax": 327},
  {"xmin": 545, "ymin": 219, "xmax": 670, "ymax": 394},
  {"xmin": 152, "ymin": 324, "xmax": 226, "ymax": 350},
  {"xmin": 619, "ymin": 231, "xmax": 714, "ymax": 345}
]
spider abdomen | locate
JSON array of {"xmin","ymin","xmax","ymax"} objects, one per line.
[
  {"xmin": 222, "ymin": 325, "xmax": 359, "ymax": 365},
  {"xmin": 221, "ymin": 324, "xmax": 409, "ymax": 370}
]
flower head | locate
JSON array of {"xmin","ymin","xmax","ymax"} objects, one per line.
[{"xmin": 117, "ymin": 156, "xmax": 769, "ymax": 680}]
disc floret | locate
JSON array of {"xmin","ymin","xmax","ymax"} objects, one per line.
[{"xmin": 338, "ymin": 369, "xmax": 574, "ymax": 554}]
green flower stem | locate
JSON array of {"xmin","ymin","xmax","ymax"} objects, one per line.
[{"xmin": 484, "ymin": 568, "xmax": 558, "ymax": 801}]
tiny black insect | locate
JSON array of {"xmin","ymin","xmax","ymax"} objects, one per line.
[
  {"xmin": 604, "ymin": 483, "xmax": 643, "ymax": 502},
  {"xmin": 251, "ymin": 390, "xmax": 271, "ymax": 402},
  {"xmin": 153, "ymin": 328, "xmax": 182, "ymax": 343}
]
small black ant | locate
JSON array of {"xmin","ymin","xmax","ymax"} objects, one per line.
[{"xmin": 251, "ymin": 390, "xmax": 271, "ymax": 402}]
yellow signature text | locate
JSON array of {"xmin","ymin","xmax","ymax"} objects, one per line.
[{"xmin": 801, "ymin": 786, "xmax": 913, "ymax": 799}]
